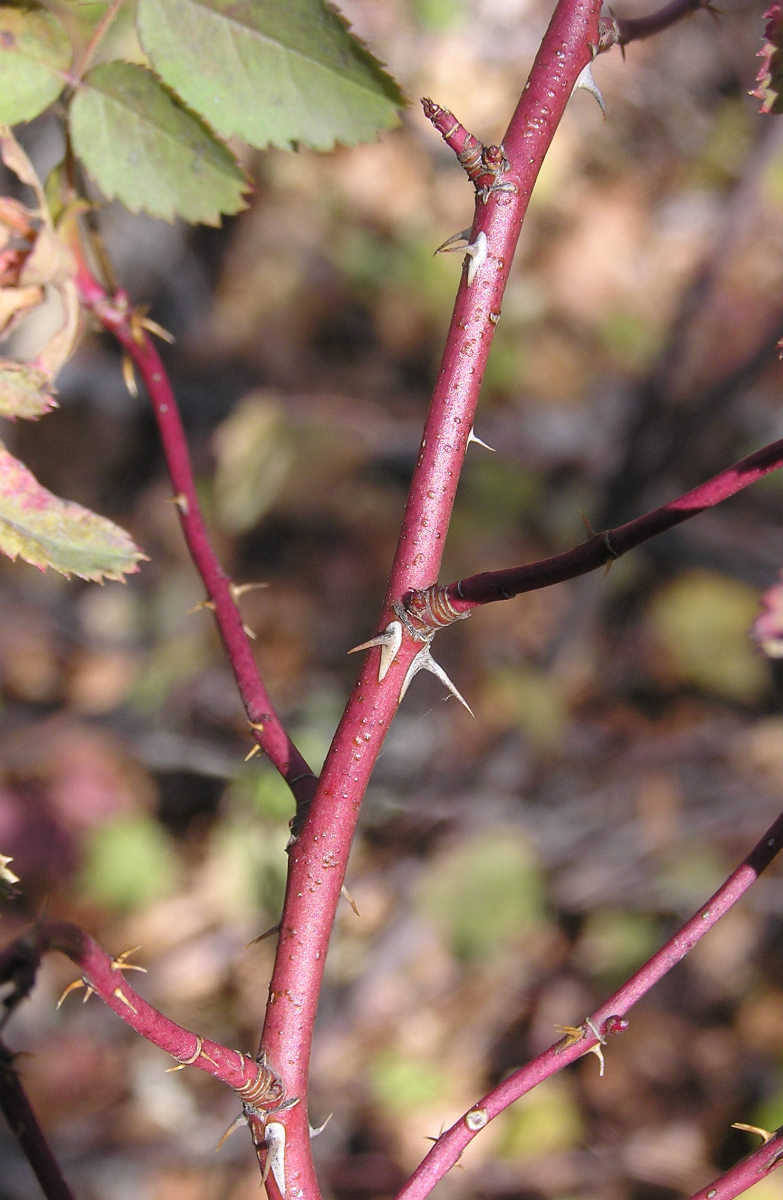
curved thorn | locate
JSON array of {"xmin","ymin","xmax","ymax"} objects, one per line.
[
  {"xmin": 434, "ymin": 228, "xmax": 472, "ymax": 255},
  {"xmin": 573, "ymin": 63, "xmax": 607, "ymax": 119},
  {"xmin": 398, "ymin": 645, "xmax": 474, "ymax": 716},
  {"xmin": 464, "ymin": 231, "xmax": 488, "ymax": 286}
]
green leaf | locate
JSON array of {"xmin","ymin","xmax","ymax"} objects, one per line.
[
  {"xmin": 68, "ymin": 61, "xmax": 248, "ymax": 224},
  {"xmin": 0, "ymin": 6, "xmax": 71, "ymax": 124},
  {"xmin": 136, "ymin": 0, "xmax": 405, "ymax": 151},
  {"xmin": 0, "ymin": 440, "xmax": 147, "ymax": 580}
]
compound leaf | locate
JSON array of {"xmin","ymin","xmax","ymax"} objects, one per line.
[
  {"xmin": 0, "ymin": 441, "xmax": 146, "ymax": 580},
  {"xmin": 69, "ymin": 61, "xmax": 248, "ymax": 225},
  {"xmin": 0, "ymin": 6, "xmax": 71, "ymax": 124},
  {"xmin": 137, "ymin": 0, "xmax": 405, "ymax": 150}
]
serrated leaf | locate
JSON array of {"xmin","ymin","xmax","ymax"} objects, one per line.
[
  {"xmin": 68, "ymin": 62, "xmax": 248, "ymax": 225},
  {"xmin": 0, "ymin": 440, "xmax": 147, "ymax": 580},
  {"xmin": 0, "ymin": 361, "xmax": 57, "ymax": 419},
  {"xmin": 136, "ymin": 0, "xmax": 405, "ymax": 151},
  {"xmin": 0, "ymin": 7, "xmax": 71, "ymax": 124}
]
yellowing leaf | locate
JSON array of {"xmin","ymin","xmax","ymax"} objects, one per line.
[
  {"xmin": 0, "ymin": 361, "xmax": 57, "ymax": 419},
  {"xmin": 0, "ymin": 441, "xmax": 146, "ymax": 580}
]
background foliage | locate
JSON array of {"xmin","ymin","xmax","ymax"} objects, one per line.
[{"xmin": 0, "ymin": 1, "xmax": 780, "ymax": 1198}]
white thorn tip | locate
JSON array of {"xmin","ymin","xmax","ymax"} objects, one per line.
[
  {"xmin": 467, "ymin": 427, "xmax": 495, "ymax": 452},
  {"xmin": 573, "ymin": 64, "xmax": 606, "ymax": 119},
  {"xmin": 434, "ymin": 228, "xmax": 472, "ymax": 255},
  {"xmin": 464, "ymin": 231, "xmax": 488, "ymax": 287},
  {"xmin": 398, "ymin": 645, "xmax": 474, "ymax": 716},
  {"xmin": 347, "ymin": 620, "xmax": 403, "ymax": 681},
  {"xmin": 264, "ymin": 1123, "xmax": 286, "ymax": 1195}
]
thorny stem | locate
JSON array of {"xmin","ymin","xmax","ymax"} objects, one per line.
[
  {"xmin": 420, "ymin": 438, "xmax": 783, "ymax": 617},
  {"xmin": 70, "ymin": 248, "xmax": 318, "ymax": 822},
  {"xmin": 597, "ymin": 0, "xmax": 714, "ymax": 52},
  {"xmin": 686, "ymin": 1126, "xmax": 783, "ymax": 1200},
  {"xmin": 256, "ymin": 1, "xmax": 604, "ymax": 1193},
  {"xmin": 0, "ymin": 922, "xmax": 284, "ymax": 1104},
  {"xmin": 395, "ymin": 812, "xmax": 783, "ymax": 1200},
  {"xmin": 0, "ymin": 1039, "xmax": 77, "ymax": 1200}
]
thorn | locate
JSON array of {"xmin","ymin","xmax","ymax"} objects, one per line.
[
  {"xmin": 230, "ymin": 582, "xmax": 269, "ymax": 599},
  {"xmin": 464, "ymin": 231, "xmax": 487, "ymax": 287},
  {"xmin": 216, "ymin": 1111, "xmax": 247, "ymax": 1151},
  {"xmin": 111, "ymin": 946, "xmax": 146, "ymax": 974},
  {"xmin": 264, "ymin": 1122, "xmax": 287, "ymax": 1195},
  {"xmin": 573, "ymin": 63, "xmax": 607, "ymax": 119},
  {"xmin": 139, "ymin": 314, "xmax": 175, "ymax": 344},
  {"xmin": 246, "ymin": 922, "xmax": 281, "ymax": 947},
  {"xmin": 121, "ymin": 354, "xmax": 138, "ymax": 398},
  {"xmin": 341, "ymin": 884, "xmax": 360, "ymax": 916},
  {"xmin": 310, "ymin": 1112, "xmax": 333, "ymax": 1137},
  {"xmin": 434, "ymin": 228, "xmax": 472, "ymax": 255},
  {"xmin": 731, "ymin": 1123, "xmax": 774, "ymax": 1142},
  {"xmin": 187, "ymin": 597, "xmax": 215, "ymax": 614},
  {"xmin": 56, "ymin": 978, "xmax": 90, "ymax": 1009},
  {"xmin": 398, "ymin": 644, "xmax": 474, "ymax": 716},
  {"xmin": 112, "ymin": 987, "xmax": 138, "ymax": 1013},
  {"xmin": 580, "ymin": 511, "xmax": 598, "ymax": 538},
  {"xmin": 435, "ymin": 229, "xmax": 488, "ymax": 286},
  {"xmin": 467, "ymin": 426, "xmax": 495, "ymax": 452},
  {"xmin": 242, "ymin": 622, "xmax": 257, "ymax": 640},
  {"xmin": 244, "ymin": 744, "xmax": 262, "ymax": 762},
  {"xmin": 348, "ymin": 620, "xmax": 403, "ymax": 682},
  {"xmin": 555, "ymin": 1018, "xmax": 607, "ymax": 1075},
  {"xmin": 170, "ymin": 492, "xmax": 189, "ymax": 514}
]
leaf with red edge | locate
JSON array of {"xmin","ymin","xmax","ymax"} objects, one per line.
[
  {"xmin": 751, "ymin": 3, "xmax": 783, "ymax": 114},
  {"xmin": 0, "ymin": 441, "xmax": 147, "ymax": 580}
]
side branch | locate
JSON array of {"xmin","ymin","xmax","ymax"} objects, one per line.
[
  {"xmin": 0, "ymin": 922, "xmax": 284, "ymax": 1107},
  {"xmin": 396, "ymin": 812, "xmax": 783, "ymax": 1199},
  {"xmin": 418, "ymin": 439, "xmax": 783, "ymax": 618},
  {"xmin": 70, "ymin": 249, "xmax": 317, "ymax": 818},
  {"xmin": 597, "ymin": 0, "xmax": 713, "ymax": 53},
  {"xmin": 686, "ymin": 1126, "xmax": 783, "ymax": 1200}
]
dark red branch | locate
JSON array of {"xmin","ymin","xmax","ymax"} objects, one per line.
[
  {"xmin": 411, "ymin": 439, "xmax": 783, "ymax": 621},
  {"xmin": 0, "ymin": 1039, "xmax": 77, "ymax": 1200},
  {"xmin": 597, "ymin": 0, "xmax": 712, "ymax": 52},
  {"xmin": 396, "ymin": 812, "xmax": 783, "ymax": 1199}
]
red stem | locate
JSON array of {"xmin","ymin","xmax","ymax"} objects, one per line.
[
  {"xmin": 0, "ymin": 921, "xmax": 284, "ymax": 1104},
  {"xmin": 395, "ymin": 811, "xmax": 783, "ymax": 1199},
  {"xmin": 71, "ymin": 257, "xmax": 317, "ymax": 819},
  {"xmin": 686, "ymin": 1127, "xmax": 783, "ymax": 1200},
  {"xmin": 256, "ymin": 1, "xmax": 604, "ymax": 1194}
]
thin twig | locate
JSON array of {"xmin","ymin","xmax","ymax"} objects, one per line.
[
  {"xmin": 0, "ymin": 1039, "xmax": 78, "ymax": 1200},
  {"xmin": 432, "ymin": 438, "xmax": 783, "ymax": 616},
  {"xmin": 395, "ymin": 812, "xmax": 783, "ymax": 1199}
]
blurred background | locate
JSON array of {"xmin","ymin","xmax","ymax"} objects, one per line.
[{"xmin": 0, "ymin": 0, "xmax": 781, "ymax": 1197}]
